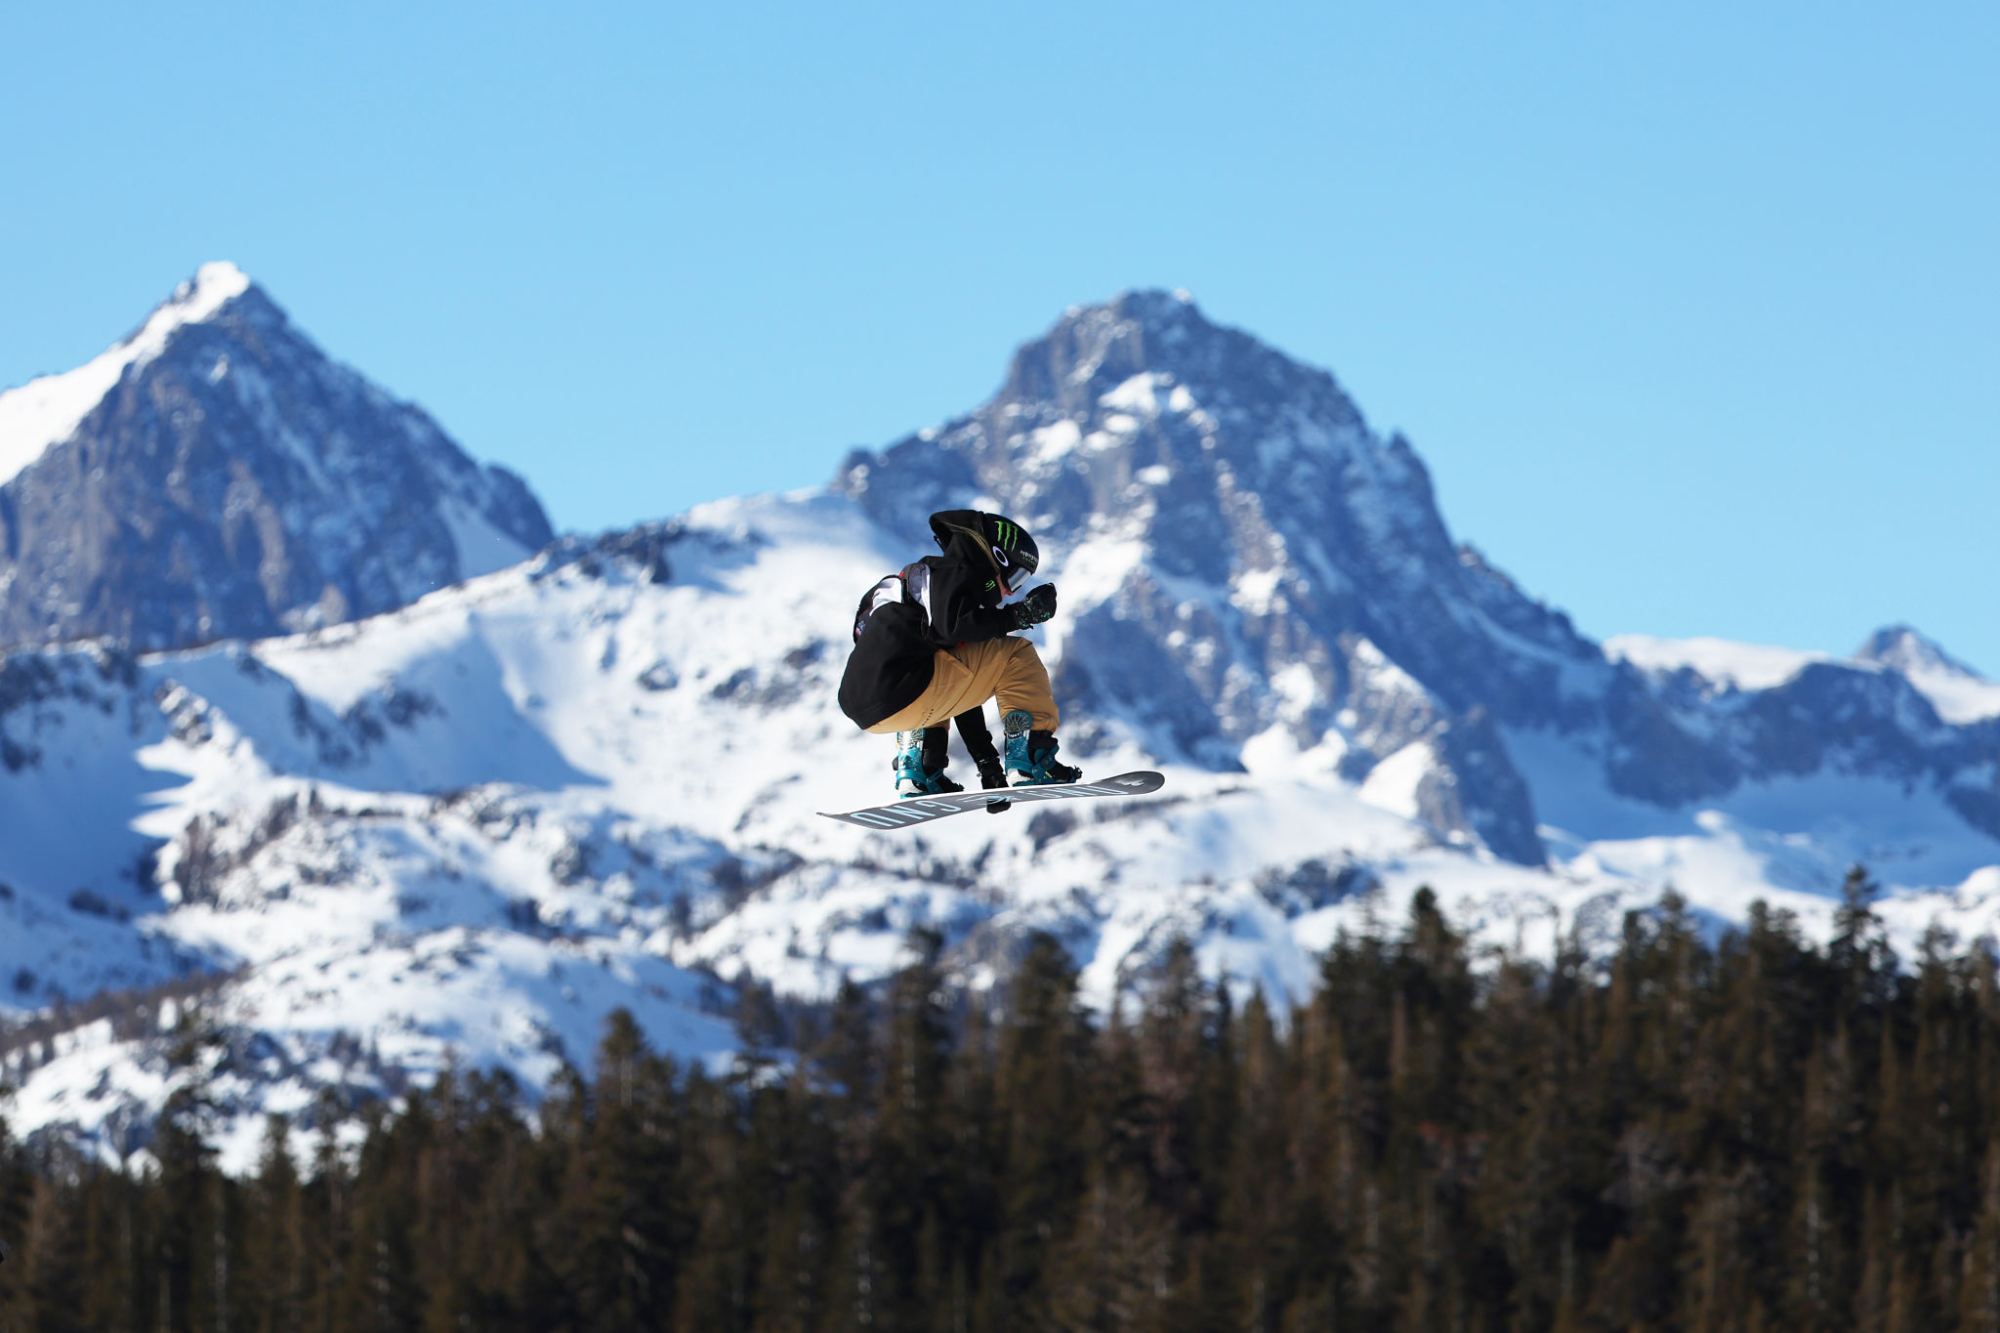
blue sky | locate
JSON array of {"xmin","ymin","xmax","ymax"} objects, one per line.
[{"xmin": 2, "ymin": 3, "xmax": 1994, "ymax": 671}]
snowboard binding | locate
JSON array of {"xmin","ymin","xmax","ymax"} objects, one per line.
[
  {"xmin": 1001, "ymin": 710, "xmax": 1081, "ymax": 786},
  {"xmin": 893, "ymin": 728, "xmax": 965, "ymax": 798}
]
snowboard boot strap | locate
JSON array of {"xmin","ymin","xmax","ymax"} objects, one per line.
[
  {"xmin": 1001, "ymin": 710, "xmax": 1033, "ymax": 776},
  {"xmin": 922, "ymin": 725, "xmax": 950, "ymax": 778},
  {"xmin": 1002, "ymin": 710, "xmax": 1081, "ymax": 786},
  {"xmin": 893, "ymin": 730, "xmax": 930, "ymax": 797},
  {"xmin": 894, "ymin": 728, "xmax": 963, "ymax": 798}
]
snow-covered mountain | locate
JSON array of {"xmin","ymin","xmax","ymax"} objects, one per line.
[
  {"xmin": 4, "ymin": 288, "xmax": 1999, "ymax": 1168},
  {"xmin": 837, "ymin": 291, "xmax": 2000, "ymax": 859},
  {"xmin": 0, "ymin": 263, "xmax": 552, "ymax": 652}
]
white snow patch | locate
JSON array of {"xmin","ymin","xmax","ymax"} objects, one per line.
[
  {"xmin": 1232, "ymin": 566, "xmax": 1285, "ymax": 616},
  {"xmin": 1270, "ymin": 661, "xmax": 1319, "ymax": 714},
  {"xmin": 1897, "ymin": 667, "xmax": 2000, "ymax": 726},
  {"xmin": 5, "ymin": 483, "xmax": 2000, "ymax": 1165},
  {"xmin": 1239, "ymin": 722, "xmax": 1349, "ymax": 778},
  {"xmin": 1099, "ymin": 372, "xmax": 1166, "ymax": 417},
  {"xmin": 1034, "ymin": 532, "xmax": 1147, "ymax": 666},
  {"xmin": 1605, "ymin": 634, "xmax": 1830, "ymax": 691},
  {"xmin": 1024, "ymin": 419, "xmax": 1083, "ymax": 465},
  {"xmin": 1347, "ymin": 635, "xmax": 1433, "ymax": 704},
  {"xmin": 1359, "ymin": 739, "xmax": 1436, "ymax": 821},
  {"xmin": 441, "ymin": 501, "xmax": 536, "ymax": 580}
]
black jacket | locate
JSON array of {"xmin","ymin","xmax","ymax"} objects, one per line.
[{"xmin": 837, "ymin": 510, "xmax": 1019, "ymax": 729}]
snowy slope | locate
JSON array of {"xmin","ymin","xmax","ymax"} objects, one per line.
[
  {"xmin": 3, "ymin": 289, "xmax": 1998, "ymax": 1170},
  {"xmin": 5, "ymin": 489, "xmax": 1998, "ymax": 1170},
  {"xmin": 1604, "ymin": 635, "xmax": 1833, "ymax": 691}
]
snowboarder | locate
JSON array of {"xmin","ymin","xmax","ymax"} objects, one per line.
[{"xmin": 838, "ymin": 510, "xmax": 1081, "ymax": 798}]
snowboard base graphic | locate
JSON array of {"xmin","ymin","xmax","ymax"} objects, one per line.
[{"xmin": 820, "ymin": 770, "xmax": 1165, "ymax": 830}]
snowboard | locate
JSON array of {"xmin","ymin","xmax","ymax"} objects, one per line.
[{"xmin": 820, "ymin": 770, "xmax": 1165, "ymax": 830}]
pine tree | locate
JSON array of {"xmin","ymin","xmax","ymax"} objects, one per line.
[
  {"xmin": 1209, "ymin": 988, "xmax": 1291, "ymax": 1330},
  {"xmin": 332, "ymin": 1102, "xmax": 421, "ymax": 1333},
  {"xmin": 22, "ymin": 862, "xmax": 2000, "ymax": 1332},
  {"xmin": 570, "ymin": 1010, "xmax": 693, "ymax": 1332},
  {"xmin": 1042, "ymin": 1167, "xmax": 1171, "ymax": 1331},
  {"xmin": 861, "ymin": 927, "xmax": 957, "ymax": 1328},
  {"xmin": 1132, "ymin": 938, "xmax": 1218, "ymax": 1238},
  {"xmin": 1959, "ymin": 1150, "xmax": 2000, "ymax": 1332},
  {"xmin": 152, "ymin": 1082, "xmax": 220, "ymax": 1333},
  {"xmin": 984, "ymin": 932, "xmax": 1091, "ymax": 1324},
  {"xmin": 746, "ymin": 1061, "xmax": 839, "ymax": 1333},
  {"xmin": 16, "ymin": 1147, "xmax": 88, "ymax": 1333},
  {"xmin": 240, "ymin": 1116, "xmax": 306, "ymax": 1333},
  {"xmin": 0, "ymin": 1113, "xmax": 34, "ymax": 1332}
]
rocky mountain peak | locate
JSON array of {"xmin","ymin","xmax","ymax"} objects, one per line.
[
  {"xmin": 0, "ymin": 262, "xmax": 262, "ymax": 488},
  {"xmin": 837, "ymin": 290, "xmax": 1416, "ymax": 544},
  {"xmin": 159, "ymin": 259, "xmax": 255, "ymax": 321},
  {"xmin": 829, "ymin": 295, "xmax": 2000, "ymax": 867},
  {"xmin": 0, "ymin": 265, "xmax": 554, "ymax": 652},
  {"xmin": 834, "ymin": 292, "xmax": 1590, "ymax": 864},
  {"xmin": 1855, "ymin": 625, "xmax": 1984, "ymax": 681},
  {"xmin": 992, "ymin": 288, "xmax": 1371, "ymax": 461},
  {"xmin": 4, "ymin": 287, "xmax": 1999, "ymax": 1164}
]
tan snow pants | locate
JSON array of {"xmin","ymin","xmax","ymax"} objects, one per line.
[{"xmin": 864, "ymin": 636, "xmax": 1060, "ymax": 734}]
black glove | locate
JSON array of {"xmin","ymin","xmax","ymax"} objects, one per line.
[{"xmin": 1011, "ymin": 583, "xmax": 1057, "ymax": 629}]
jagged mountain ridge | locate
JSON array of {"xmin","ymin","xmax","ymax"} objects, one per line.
[
  {"xmin": 3, "ymin": 286, "xmax": 1999, "ymax": 1169},
  {"xmin": 838, "ymin": 291, "xmax": 1596, "ymax": 863},
  {"xmin": 6, "ymin": 498, "xmax": 1999, "ymax": 1170},
  {"xmin": 839, "ymin": 290, "xmax": 1597, "ymax": 727},
  {"xmin": 837, "ymin": 291, "xmax": 2000, "ymax": 861},
  {"xmin": 0, "ymin": 263, "xmax": 553, "ymax": 652}
]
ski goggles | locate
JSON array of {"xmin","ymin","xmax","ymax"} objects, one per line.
[{"xmin": 991, "ymin": 544, "xmax": 1034, "ymax": 595}]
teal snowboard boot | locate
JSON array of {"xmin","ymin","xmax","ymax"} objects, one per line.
[
  {"xmin": 1001, "ymin": 710, "xmax": 1081, "ymax": 786},
  {"xmin": 893, "ymin": 729, "xmax": 964, "ymax": 798}
]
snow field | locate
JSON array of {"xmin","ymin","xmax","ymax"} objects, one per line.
[{"xmin": 4, "ymin": 488, "xmax": 1998, "ymax": 1171}]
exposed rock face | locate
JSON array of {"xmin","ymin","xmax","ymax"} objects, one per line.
[
  {"xmin": 5, "ymin": 285, "xmax": 1999, "ymax": 1168},
  {"xmin": 2, "ymin": 278, "xmax": 1995, "ymax": 873},
  {"xmin": 0, "ymin": 264, "xmax": 553, "ymax": 652},
  {"xmin": 835, "ymin": 291, "xmax": 2000, "ymax": 864},
  {"xmin": 835, "ymin": 291, "xmax": 1594, "ymax": 862}
]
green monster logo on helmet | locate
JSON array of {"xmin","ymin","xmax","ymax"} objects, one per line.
[{"xmin": 985, "ymin": 515, "xmax": 1040, "ymax": 592}]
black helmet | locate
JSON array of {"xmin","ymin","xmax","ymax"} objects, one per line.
[
  {"xmin": 930, "ymin": 510, "xmax": 1041, "ymax": 593},
  {"xmin": 983, "ymin": 514, "xmax": 1039, "ymax": 593}
]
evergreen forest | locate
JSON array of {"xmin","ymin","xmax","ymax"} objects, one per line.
[{"xmin": 10, "ymin": 873, "xmax": 2000, "ymax": 1332}]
